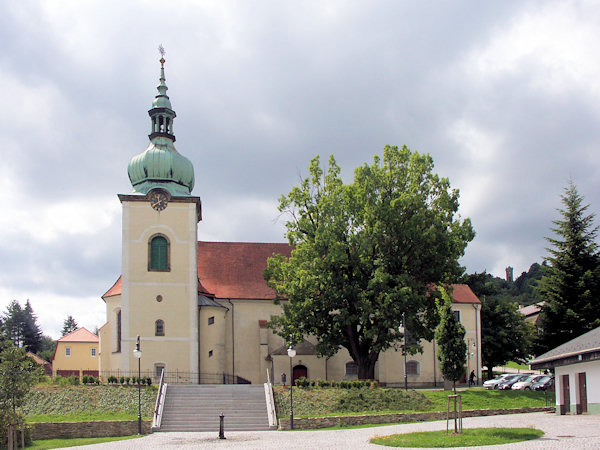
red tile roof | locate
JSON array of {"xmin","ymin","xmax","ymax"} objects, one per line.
[
  {"xmin": 100, "ymin": 241, "xmax": 480, "ymax": 305},
  {"xmin": 102, "ymin": 276, "xmax": 121, "ymax": 299},
  {"xmin": 58, "ymin": 327, "xmax": 99, "ymax": 343},
  {"xmin": 197, "ymin": 241, "xmax": 292, "ymax": 299},
  {"xmin": 449, "ymin": 284, "xmax": 481, "ymax": 304}
]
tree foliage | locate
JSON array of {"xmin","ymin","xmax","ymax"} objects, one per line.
[
  {"xmin": 61, "ymin": 315, "xmax": 79, "ymax": 337},
  {"xmin": 435, "ymin": 288, "xmax": 466, "ymax": 393},
  {"xmin": 535, "ymin": 181, "xmax": 600, "ymax": 354},
  {"xmin": 0, "ymin": 300, "xmax": 42, "ymax": 353},
  {"xmin": 479, "ymin": 297, "xmax": 533, "ymax": 379},
  {"xmin": 0, "ymin": 339, "xmax": 42, "ymax": 417},
  {"xmin": 264, "ymin": 145, "xmax": 474, "ymax": 379}
]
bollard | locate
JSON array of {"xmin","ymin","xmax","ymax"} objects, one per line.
[{"xmin": 219, "ymin": 413, "xmax": 226, "ymax": 439}]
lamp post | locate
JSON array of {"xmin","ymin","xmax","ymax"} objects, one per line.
[
  {"xmin": 287, "ymin": 335, "xmax": 296, "ymax": 430},
  {"xmin": 133, "ymin": 335, "xmax": 142, "ymax": 435},
  {"xmin": 402, "ymin": 313, "xmax": 408, "ymax": 392}
]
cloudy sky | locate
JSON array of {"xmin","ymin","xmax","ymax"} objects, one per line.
[{"xmin": 2, "ymin": 1, "xmax": 599, "ymax": 339}]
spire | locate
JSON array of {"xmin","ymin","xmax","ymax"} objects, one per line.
[
  {"xmin": 126, "ymin": 48, "xmax": 195, "ymax": 197},
  {"xmin": 148, "ymin": 46, "xmax": 176, "ymax": 142}
]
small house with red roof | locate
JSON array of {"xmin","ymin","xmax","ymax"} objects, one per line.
[
  {"xmin": 98, "ymin": 57, "xmax": 482, "ymax": 387},
  {"xmin": 52, "ymin": 327, "xmax": 99, "ymax": 378}
]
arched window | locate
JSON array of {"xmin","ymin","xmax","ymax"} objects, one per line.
[
  {"xmin": 149, "ymin": 235, "xmax": 170, "ymax": 271},
  {"xmin": 345, "ymin": 361, "xmax": 358, "ymax": 378},
  {"xmin": 115, "ymin": 310, "xmax": 121, "ymax": 353},
  {"xmin": 406, "ymin": 360, "xmax": 420, "ymax": 376},
  {"xmin": 155, "ymin": 319, "xmax": 165, "ymax": 336}
]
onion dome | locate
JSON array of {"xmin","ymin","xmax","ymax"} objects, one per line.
[{"xmin": 127, "ymin": 55, "xmax": 195, "ymax": 196}]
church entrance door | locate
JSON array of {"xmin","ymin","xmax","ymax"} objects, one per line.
[{"xmin": 293, "ymin": 365, "xmax": 307, "ymax": 383}]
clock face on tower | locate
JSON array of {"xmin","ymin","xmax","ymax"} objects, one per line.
[{"xmin": 149, "ymin": 190, "xmax": 169, "ymax": 211}]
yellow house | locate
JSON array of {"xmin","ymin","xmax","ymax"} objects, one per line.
[
  {"xmin": 99, "ymin": 56, "xmax": 482, "ymax": 387},
  {"xmin": 52, "ymin": 327, "xmax": 99, "ymax": 378}
]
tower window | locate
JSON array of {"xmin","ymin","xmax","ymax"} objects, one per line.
[
  {"xmin": 208, "ymin": 316, "xmax": 215, "ymax": 325},
  {"xmin": 149, "ymin": 235, "xmax": 170, "ymax": 271},
  {"xmin": 155, "ymin": 319, "xmax": 165, "ymax": 336},
  {"xmin": 116, "ymin": 310, "xmax": 121, "ymax": 353}
]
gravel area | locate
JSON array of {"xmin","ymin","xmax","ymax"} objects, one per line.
[{"xmin": 67, "ymin": 412, "xmax": 600, "ymax": 449}]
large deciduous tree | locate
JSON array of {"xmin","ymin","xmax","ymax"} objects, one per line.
[
  {"xmin": 264, "ymin": 145, "xmax": 474, "ymax": 379},
  {"xmin": 435, "ymin": 288, "xmax": 467, "ymax": 393},
  {"xmin": 480, "ymin": 297, "xmax": 533, "ymax": 379},
  {"xmin": 535, "ymin": 181, "xmax": 600, "ymax": 355}
]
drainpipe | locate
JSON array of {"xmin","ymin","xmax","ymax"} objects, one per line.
[
  {"xmin": 227, "ymin": 299, "xmax": 235, "ymax": 380},
  {"xmin": 473, "ymin": 303, "xmax": 480, "ymax": 383}
]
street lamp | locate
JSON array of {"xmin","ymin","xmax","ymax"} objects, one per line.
[
  {"xmin": 133, "ymin": 335, "xmax": 142, "ymax": 435},
  {"xmin": 287, "ymin": 335, "xmax": 296, "ymax": 430}
]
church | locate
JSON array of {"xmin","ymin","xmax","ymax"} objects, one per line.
[{"xmin": 98, "ymin": 57, "xmax": 482, "ymax": 387}]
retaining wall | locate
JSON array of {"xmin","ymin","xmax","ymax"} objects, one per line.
[
  {"xmin": 278, "ymin": 407, "xmax": 555, "ymax": 430},
  {"xmin": 31, "ymin": 420, "xmax": 152, "ymax": 440}
]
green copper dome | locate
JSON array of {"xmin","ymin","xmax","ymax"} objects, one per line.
[{"xmin": 127, "ymin": 57, "xmax": 195, "ymax": 196}]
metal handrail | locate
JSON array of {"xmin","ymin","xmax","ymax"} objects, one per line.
[
  {"xmin": 152, "ymin": 369, "xmax": 167, "ymax": 429},
  {"xmin": 264, "ymin": 368, "xmax": 277, "ymax": 427}
]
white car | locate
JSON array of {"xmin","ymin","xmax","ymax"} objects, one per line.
[
  {"xmin": 483, "ymin": 373, "xmax": 512, "ymax": 389},
  {"xmin": 511, "ymin": 374, "xmax": 547, "ymax": 390}
]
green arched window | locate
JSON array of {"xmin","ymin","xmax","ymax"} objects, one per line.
[{"xmin": 149, "ymin": 235, "xmax": 169, "ymax": 271}]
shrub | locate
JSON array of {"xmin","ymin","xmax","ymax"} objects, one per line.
[
  {"xmin": 124, "ymin": 377, "xmax": 130, "ymax": 385},
  {"xmin": 82, "ymin": 375, "xmax": 89, "ymax": 384},
  {"xmin": 107, "ymin": 375, "xmax": 118, "ymax": 384},
  {"xmin": 146, "ymin": 377, "xmax": 152, "ymax": 386},
  {"xmin": 295, "ymin": 377, "xmax": 310, "ymax": 388},
  {"xmin": 317, "ymin": 379, "xmax": 330, "ymax": 388},
  {"xmin": 119, "ymin": 376, "xmax": 125, "ymax": 385},
  {"xmin": 68, "ymin": 376, "xmax": 80, "ymax": 386}
]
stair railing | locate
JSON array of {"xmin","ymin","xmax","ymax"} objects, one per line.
[
  {"xmin": 264, "ymin": 368, "xmax": 277, "ymax": 427},
  {"xmin": 152, "ymin": 368, "xmax": 168, "ymax": 429}
]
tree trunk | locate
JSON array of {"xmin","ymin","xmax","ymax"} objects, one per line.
[{"xmin": 487, "ymin": 366, "xmax": 493, "ymax": 380}]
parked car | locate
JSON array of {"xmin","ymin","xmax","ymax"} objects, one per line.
[
  {"xmin": 511, "ymin": 374, "xmax": 547, "ymax": 390},
  {"xmin": 483, "ymin": 373, "xmax": 513, "ymax": 389},
  {"xmin": 532, "ymin": 376, "xmax": 554, "ymax": 391},
  {"xmin": 498, "ymin": 374, "xmax": 529, "ymax": 390}
]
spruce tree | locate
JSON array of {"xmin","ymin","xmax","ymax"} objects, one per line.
[
  {"xmin": 435, "ymin": 288, "xmax": 466, "ymax": 393},
  {"xmin": 23, "ymin": 300, "xmax": 43, "ymax": 354},
  {"xmin": 535, "ymin": 181, "xmax": 600, "ymax": 354},
  {"xmin": 61, "ymin": 315, "xmax": 79, "ymax": 336},
  {"xmin": 1, "ymin": 300, "xmax": 25, "ymax": 347}
]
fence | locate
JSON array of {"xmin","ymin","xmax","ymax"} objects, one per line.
[{"xmin": 98, "ymin": 370, "xmax": 251, "ymax": 385}]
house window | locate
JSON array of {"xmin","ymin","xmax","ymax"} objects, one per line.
[
  {"xmin": 148, "ymin": 235, "xmax": 170, "ymax": 271},
  {"xmin": 91, "ymin": 348, "xmax": 97, "ymax": 357},
  {"xmin": 208, "ymin": 316, "xmax": 215, "ymax": 325},
  {"xmin": 406, "ymin": 360, "xmax": 420, "ymax": 376},
  {"xmin": 345, "ymin": 361, "xmax": 358, "ymax": 377},
  {"xmin": 454, "ymin": 310, "xmax": 461, "ymax": 322},
  {"xmin": 65, "ymin": 347, "xmax": 71, "ymax": 357},
  {"xmin": 155, "ymin": 319, "xmax": 165, "ymax": 336}
]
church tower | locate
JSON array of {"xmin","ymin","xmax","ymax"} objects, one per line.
[{"xmin": 105, "ymin": 55, "xmax": 202, "ymax": 379}]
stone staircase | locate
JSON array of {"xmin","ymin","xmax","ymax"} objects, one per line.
[{"xmin": 156, "ymin": 384, "xmax": 273, "ymax": 432}]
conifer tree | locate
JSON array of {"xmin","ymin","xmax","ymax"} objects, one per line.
[
  {"xmin": 1, "ymin": 301, "xmax": 25, "ymax": 347},
  {"xmin": 535, "ymin": 181, "xmax": 600, "ymax": 355},
  {"xmin": 435, "ymin": 288, "xmax": 466, "ymax": 394},
  {"xmin": 61, "ymin": 315, "xmax": 79, "ymax": 337},
  {"xmin": 23, "ymin": 300, "xmax": 42, "ymax": 354}
]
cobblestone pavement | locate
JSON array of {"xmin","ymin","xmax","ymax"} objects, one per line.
[{"xmin": 68, "ymin": 412, "xmax": 600, "ymax": 449}]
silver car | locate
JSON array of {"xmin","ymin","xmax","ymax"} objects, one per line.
[
  {"xmin": 483, "ymin": 373, "xmax": 512, "ymax": 389},
  {"xmin": 512, "ymin": 374, "xmax": 546, "ymax": 390}
]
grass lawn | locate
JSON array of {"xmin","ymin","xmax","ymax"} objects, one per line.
[
  {"xmin": 274, "ymin": 386, "xmax": 554, "ymax": 418},
  {"xmin": 22, "ymin": 385, "xmax": 156, "ymax": 422},
  {"xmin": 370, "ymin": 427, "xmax": 544, "ymax": 447},
  {"xmin": 29, "ymin": 435, "xmax": 141, "ymax": 449}
]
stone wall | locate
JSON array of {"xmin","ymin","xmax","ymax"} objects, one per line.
[
  {"xmin": 278, "ymin": 407, "xmax": 555, "ymax": 430},
  {"xmin": 31, "ymin": 420, "xmax": 152, "ymax": 440}
]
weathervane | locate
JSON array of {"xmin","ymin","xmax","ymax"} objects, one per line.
[{"xmin": 158, "ymin": 44, "xmax": 166, "ymax": 67}]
